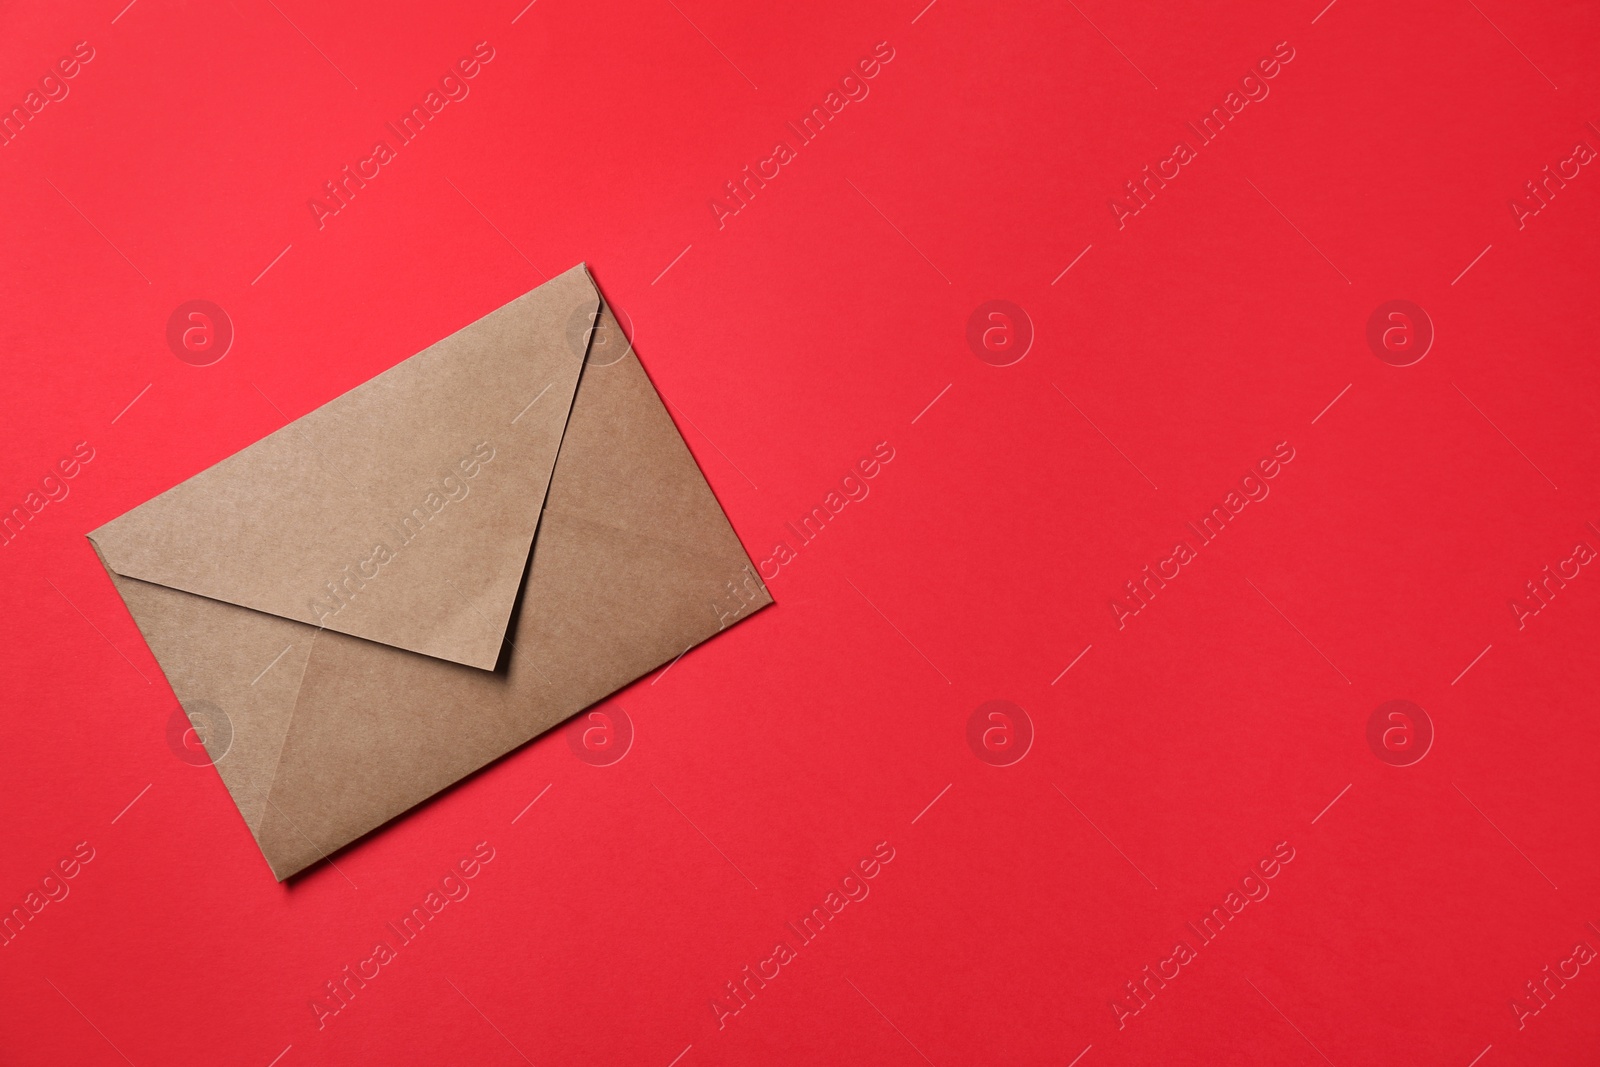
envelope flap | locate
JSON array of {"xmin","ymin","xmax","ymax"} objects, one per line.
[{"xmin": 88, "ymin": 265, "xmax": 599, "ymax": 670}]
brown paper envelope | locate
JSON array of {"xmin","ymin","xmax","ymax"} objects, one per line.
[
  {"xmin": 89, "ymin": 266, "xmax": 772, "ymax": 879},
  {"xmin": 92, "ymin": 265, "xmax": 599, "ymax": 670}
]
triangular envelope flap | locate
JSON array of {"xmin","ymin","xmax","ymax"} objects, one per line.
[
  {"xmin": 252, "ymin": 301, "xmax": 773, "ymax": 878},
  {"xmin": 89, "ymin": 266, "xmax": 599, "ymax": 670},
  {"xmin": 539, "ymin": 302, "xmax": 757, "ymax": 552}
]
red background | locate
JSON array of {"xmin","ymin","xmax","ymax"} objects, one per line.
[{"xmin": 3, "ymin": 1, "xmax": 1598, "ymax": 1064}]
